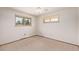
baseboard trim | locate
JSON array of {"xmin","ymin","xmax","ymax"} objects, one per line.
[
  {"xmin": 36, "ymin": 35, "xmax": 79, "ymax": 47},
  {"xmin": 0, "ymin": 35, "xmax": 37, "ymax": 46}
]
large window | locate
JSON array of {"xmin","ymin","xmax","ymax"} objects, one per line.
[
  {"xmin": 16, "ymin": 15, "xmax": 31, "ymax": 26},
  {"xmin": 43, "ymin": 16, "xmax": 59, "ymax": 23}
]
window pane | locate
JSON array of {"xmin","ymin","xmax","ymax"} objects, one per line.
[
  {"xmin": 51, "ymin": 18, "xmax": 58, "ymax": 21},
  {"xmin": 44, "ymin": 19, "xmax": 50, "ymax": 22},
  {"xmin": 16, "ymin": 16, "xmax": 23, "ymax": 25},
  {"xmin": 43, "ymin": 16, "xmax": 59, "ymax": 23},
  {"xmin": 24, "ymin": 19, "xmax": 29, "ymax": 25},
  {"xmin": 51, "ymin": 16, "xmax": 58, "ymax": 22},
  {"xmin": 15, "ymin": 15, "xmax": 31, "ymax": 26}
]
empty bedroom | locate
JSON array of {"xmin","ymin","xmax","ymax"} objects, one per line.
[{"xmin": 0, "ymin": 7, "xmax": 79, "ymax": 51}]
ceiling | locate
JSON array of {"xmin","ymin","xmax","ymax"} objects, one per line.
[{"xmin": 12, "ymin": 7, "xmax": 65, "ymax": 16}]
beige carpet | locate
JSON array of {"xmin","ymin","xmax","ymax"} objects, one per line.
[{"xmin": 0, "ymin": 36, "xmax": 79, "ymax": 51}]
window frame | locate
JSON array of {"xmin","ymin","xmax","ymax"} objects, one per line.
[
  {"xmin": 43, "ymin": 16, "xmax": 59, "ymax": 23},
  {"xmin": 15, "ymin": 15, "xmax": 32, "ymax": 27}
]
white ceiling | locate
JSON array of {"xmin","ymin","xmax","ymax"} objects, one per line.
[{"xmin": 12, "ymin": 7, "xmax": 65, "ymax": 16}]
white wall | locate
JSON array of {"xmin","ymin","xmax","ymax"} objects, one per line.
[
  {"xmin": 77, "ymin": 8, "xmax": 79, "ymax": 45},
  {"xmin": 0, "ymin": 8, "xmax": 36, "ymax": 45},
  {"xmin": 37, "ymin": 8, "xmax": 78, "ymax": 45}
]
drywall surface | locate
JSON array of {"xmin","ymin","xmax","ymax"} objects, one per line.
[
  {"xmin": 77, "ymin": 8, "xmax": 79, "ymax": 45},
  {"xmin": 37, "ymin": 8, "xmax": 78, "ymax": 45},
  {"xmin": 0, "ymin": 8, "xmax": 36, "ymax": 45}
]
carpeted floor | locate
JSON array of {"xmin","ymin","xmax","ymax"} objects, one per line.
[{"xmin": 0, "ymin": 36, "xmax": 79, "ymax": 51}]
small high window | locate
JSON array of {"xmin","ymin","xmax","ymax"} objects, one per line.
[{"xmin": 43, "ymin": 16, "xmax": 59, "ymax": 23}]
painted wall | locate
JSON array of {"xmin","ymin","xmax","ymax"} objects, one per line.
[
  {"xmin": 77, "ymin": 8, "xmax": 79, "ymax": 45},
  {"xmin": 37, "ymin": 8, "xmax": 78, "ymax": 45},
  {"xmin": 0, "ymin": 8, "xmax": 36, "ymax": 45}
]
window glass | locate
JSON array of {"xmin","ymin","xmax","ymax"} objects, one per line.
[{"xmin": 15, "ymin": 16, "xmax": 31, "ymax": 26}]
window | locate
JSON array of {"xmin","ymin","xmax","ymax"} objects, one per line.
[
  {"xmin": 43, "ymin": 16, "xmax": 59, "ymax": 23},
  {"xmin": 15, "ymin": 15, "xmax": 31, "ymax": 26}
]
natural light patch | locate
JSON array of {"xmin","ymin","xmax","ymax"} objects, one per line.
[
  {"xmin": 51, "ymin": 16, "xmax": 59, "ymax": 22},
  {"xmin": 44, "ymin": 19, "xmax": 50, "ymax": 22},
  {"xmin": 43, "ymin": 16, "xmax": 59, "ymax": 23}
]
